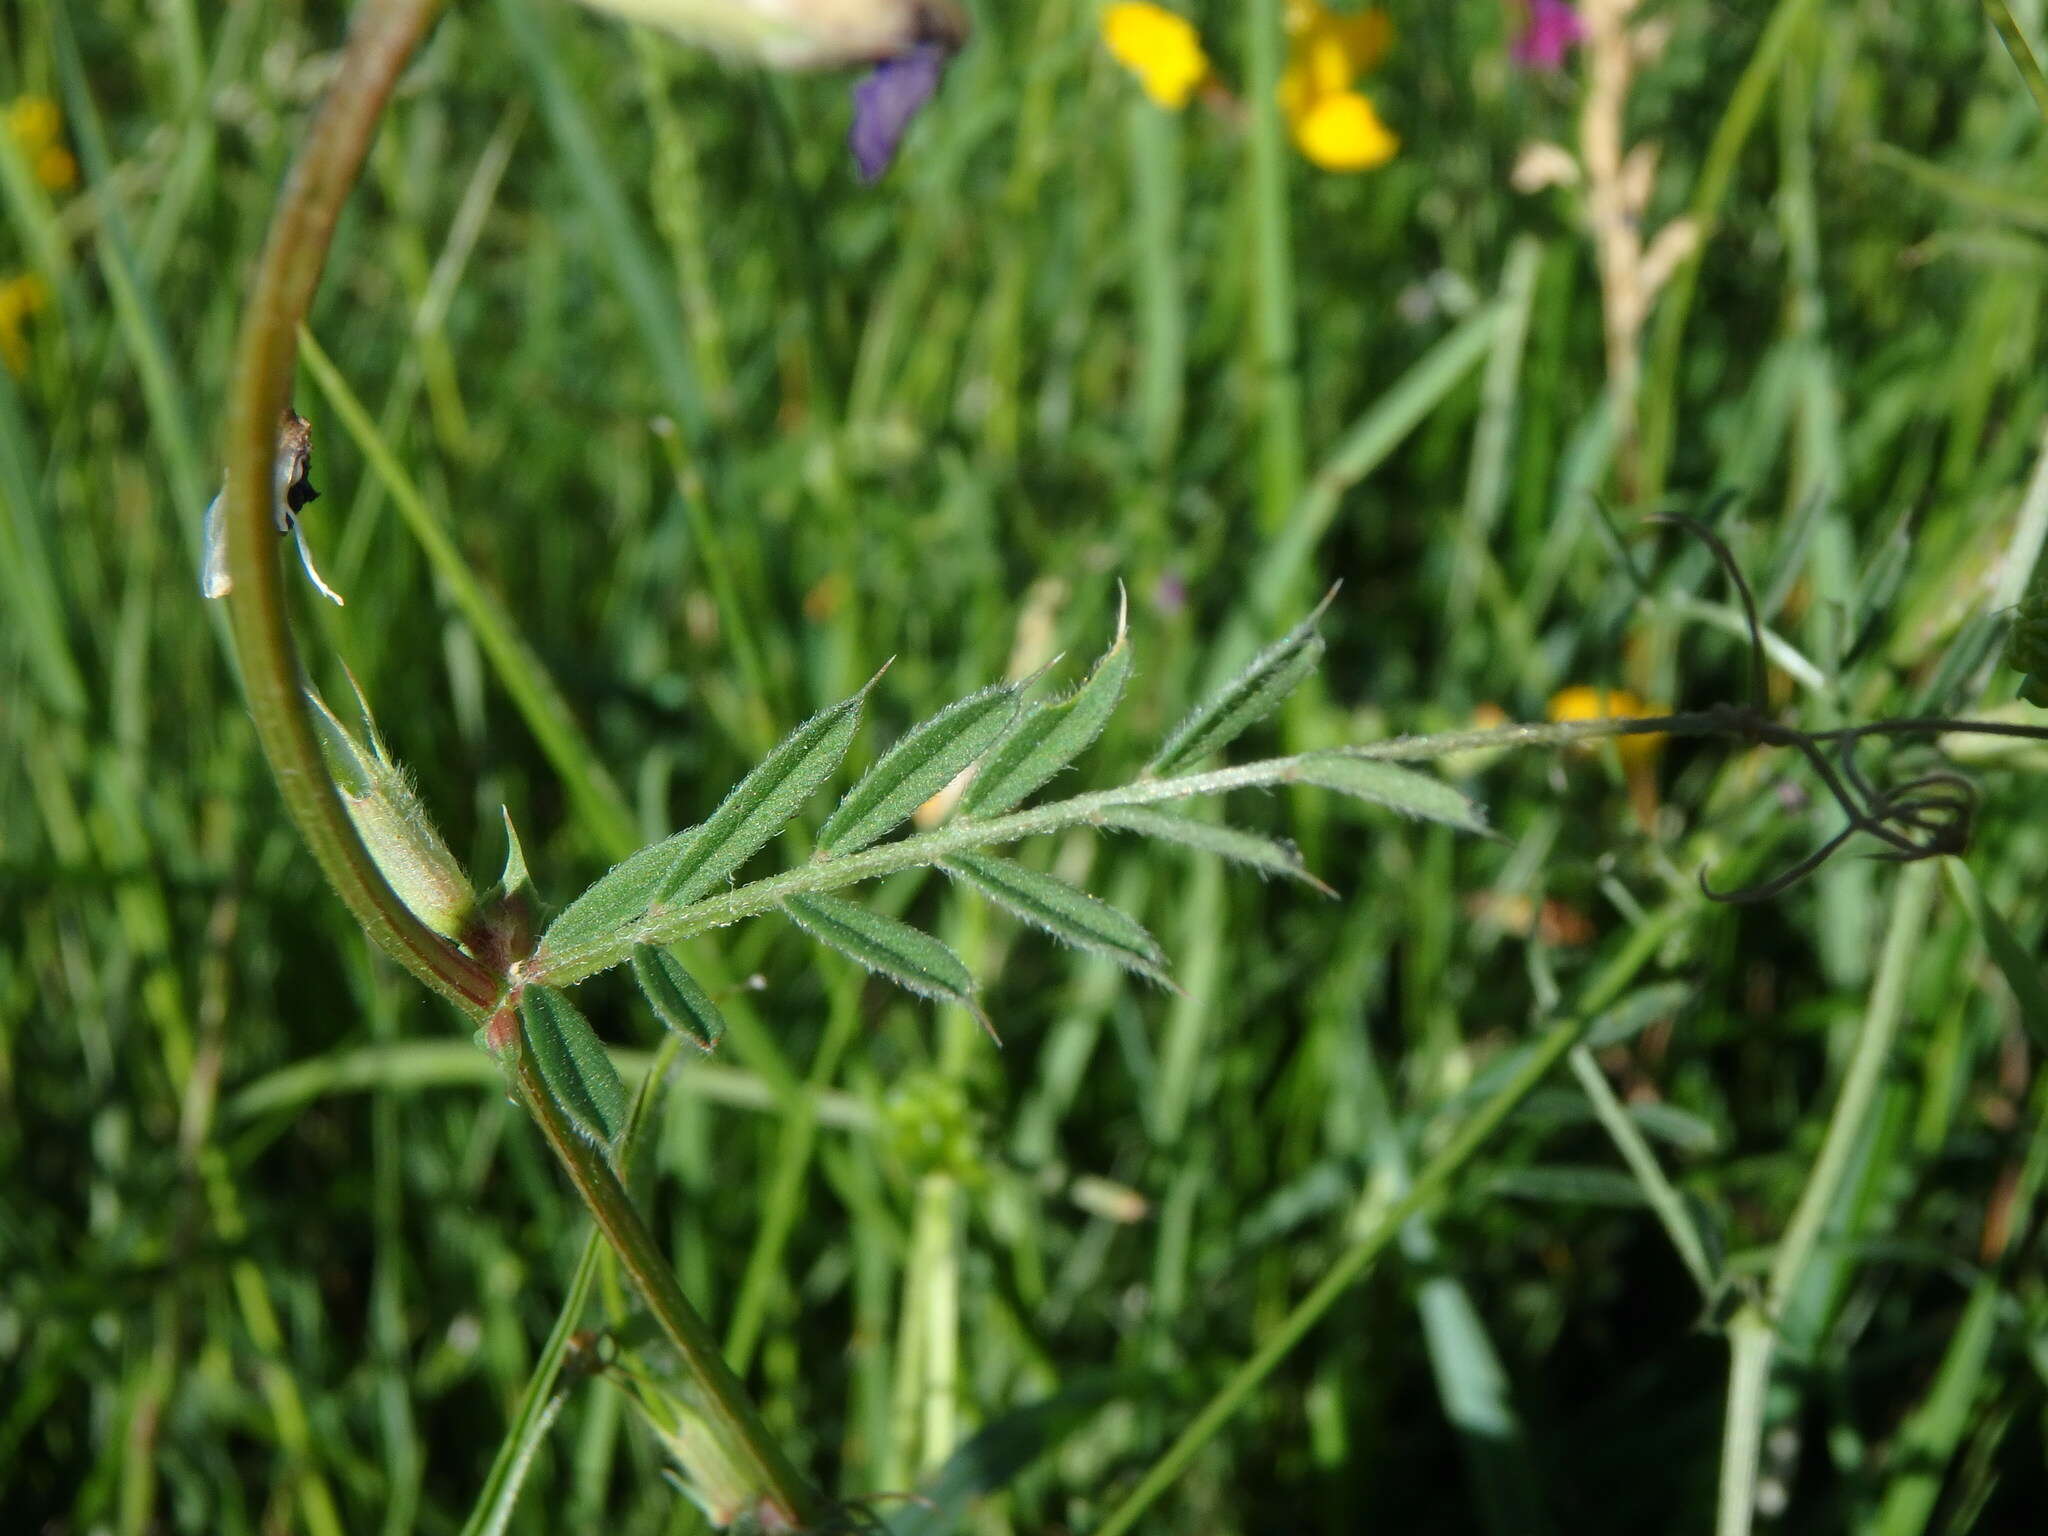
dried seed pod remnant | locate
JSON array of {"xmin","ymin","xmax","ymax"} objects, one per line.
[{"xmin": 201, "ymin": 408, "xmax": 343, "ymax": 606}]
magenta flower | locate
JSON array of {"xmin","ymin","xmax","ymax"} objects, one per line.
[{"xmin": 1511, "ymin": 0, "xmax": 1582, "ymax": 70}]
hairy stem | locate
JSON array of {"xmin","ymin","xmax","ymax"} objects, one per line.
[
  {"xmin": 223, "ymin": 0, "xmax": 495, "ymax": 1014},
  {"xmin": 511, "ymin": 1052, "xmax": 823, "ymax": 1527},
  {"xmin": 225, "ymin": 1, "xmax": 821, "ymax": 1523}
]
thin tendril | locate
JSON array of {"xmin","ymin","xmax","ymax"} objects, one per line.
[{"xmin": 1638, "ymin": 512, "xmax": 2040, "ymax": 902}]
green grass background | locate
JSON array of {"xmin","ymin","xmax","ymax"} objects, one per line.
[{"xmin": 4, "ymin": 0, "xmax": 2048, "ymax": 1530}]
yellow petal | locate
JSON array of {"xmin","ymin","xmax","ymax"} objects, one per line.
[
  {"xmin": 1291, "ymin": 90, "xmax": 1398, "ymax": 172},
  {"xmin": 5, "ymin": 96, "xmax": 59, "ymax": 153},
  {"xmin": 1102, "ymin": 2, "xmax": 1210, "ymax": 111},
  {"xmin": 1546, "ymin": 686, "xmax": 1666, "ymax": 766},
  {"xmin": 35, "ymin": 146, "xmax": 76, "ymax": 192}
]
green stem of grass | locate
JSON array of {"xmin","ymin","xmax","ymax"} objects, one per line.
[
  {"xmin": 1092, "ymin": 899, "xmax": 1689, "ymax": 1536},
  {"xmin": 1713, "ymin": 860, "xmax": 1938, "ymax": 1536},
  {"xmin": 1981, "ymin": 0, "xmax": 2048, "ymax": 124},
  {"xmin": 1637, "ymin": 0, "xmax": 1823, "ymax": 503},
  {"xmin": 224, "ymin": 2, "xmax": 820, "ymax": 1523},
  {"xmin": 1245, "ymin": 0, "xmax": 1304, "ymax": 536}
]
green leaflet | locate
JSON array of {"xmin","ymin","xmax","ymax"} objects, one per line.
[
  {"xmin": 537, "ymin": 830, "xmax": 697, "ymax": 964},
  {"xmin": 1287, "ymin": 754, "xmax": 1490, "ymax": 835},
  {"xmin": 1099, "ymin": 807, "xmax": 1330, "ymax": 892},
  {"xmin": 539, "ymin": 679, "xmax": 876, "ymax": 961},
  {"xmin": 942, "ymin": 851, "xmax": 1170, "ymax": 985},
  {"xmin": 781, "ymin": 892, "xmax": 975, "ymax": 1009},
  {"xmin": 963, "ymin": 618, "xmax": 1132, "ymax": 817},
  {"xmin": 655, "ymin": 679, "xmax": 878, "ymax": 901},
  {"xmin": 1148, "ymin": 593, "xmax": 1331, "ymax": 775},
  {"xmin": 630, "ymin": 943, "xmax": 727, "ymax": 1052},
  {"xmin": 817, "ymin": 679, "xmax": 1020, "ymax": 855},
  {"xmin": 519, "ymin": 985, "xmax": 629, "ymax": 1148}
]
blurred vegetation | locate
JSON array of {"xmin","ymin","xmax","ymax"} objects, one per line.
[{"xmin": 4, "ymin": 0, "xmax": 2048, "ymax": 1531}]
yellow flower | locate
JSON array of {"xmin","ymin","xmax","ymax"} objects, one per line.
[
  {"xmin": 0, "ymin": 273, "xmax": 50, "ymax": 374},
  {"xmin": 1546, "ymin": 685, "xmax": 1665, "ymax": 767},
  {"xmin": 1102, "ymin": 2, "xmax": 1210, "ymax": 110},
  {"xmin": 35, "ymin": 146, "xmax": 76, "ymax": 191},
  {"xmin": 6, "ymin": 96, "xmax": 60, "ymax": 150},
  {"xmin": 1292, "ymin": 90, "xmax": 1396, "ymax": 171},
  {"xmin": 1280, "ymin": 2, "xmax": 1398, "ymax": 172},
  {"xmin": 5, "ymin": 96, "xmax": 75, "ymax": 191}
]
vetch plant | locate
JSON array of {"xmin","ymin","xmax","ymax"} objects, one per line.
[{"xmin": 211, "ymin": 2, "xmax": 2048, "ymax": 1530}]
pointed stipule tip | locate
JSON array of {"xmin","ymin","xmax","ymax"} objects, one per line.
[{"xmin": 1114, "ymin": 579, "xmax": 1129, "ymax": 644}]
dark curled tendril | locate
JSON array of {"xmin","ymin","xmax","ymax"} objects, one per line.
[{"xmin": 1637, "ymin": 512, "xmax": 2048, "ymax": 904}]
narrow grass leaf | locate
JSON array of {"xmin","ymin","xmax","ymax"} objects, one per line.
[
  {"xmin": 1627, "ymin": 1102, "xmax": 1720, "ymax": 1155},
  {"xmin": 653, "ymin": 678, "xmax": 878, "ymax": 903},
  {"xmin": 942, "ymin": 852, "xmax": 1170, "ymax": 984},
  {"xmin": 819, "ymin": 679, "xmax": 1020, "ymax": 854},
  {"xmin": 519, "ymin": 986, "xmax": 629, "ymax": 1148},
  {"xmin": 782, "ymin": 893, "xmax": 975, "ymax": 1009},
  {"xmin": 1149, "ymin": 594, "xmax": 1331, "ymax": 775},
  {"xmin": 1871, "ymin": 1280, "xmax": 2002, "ymax": 1536},
  {"xmin": 1100, "ymin": 807, "xmax": 1330, "ymax": 892},
  {"xmin": 964, "ymin": 615, "xmax": 1132, "ymax": 816},
  {"xmin": 1487, "ymin": 1166, "xmax": 1649, "ymax": 1207},
  {"xmin": 1288, "ymin": 754, "xmax": 1489, "ymax": 834},
  {"xmin": 1945, "ymin": 860, "xmax": 2048, "ymax": 1048},
  {"xmin": 1585, "ymin": 982, "xmax": 1696, "ymax": 1049},
  {"xmin": 630, "ymin": 944, "xmax": 727, "ymax": 1052}
]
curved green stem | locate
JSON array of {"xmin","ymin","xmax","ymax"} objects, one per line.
[
  {"xmin": 223, "ymin": 0, "xmax": 495, "ymax": 1015},
  {"xmin": 223, "ymin": 2, "xmax": 823, "ymax": 1524}
]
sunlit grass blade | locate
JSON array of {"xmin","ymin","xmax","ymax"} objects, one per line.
[
  {"xmin": 819, "ymin": 679, "xmax": 1021, "ymax": 854},
  {"xmin": 941, "ymin": 851, "xmax": 1170, "ymax": 986}
]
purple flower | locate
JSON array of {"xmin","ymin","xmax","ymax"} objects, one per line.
[
  {"xmin": 849, "ymin": 43, "xmax": 948, "ymax": 182},
  {"xmin": 1511, "ymin": 0, "xmax": 1582, "ymax": 70}
]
